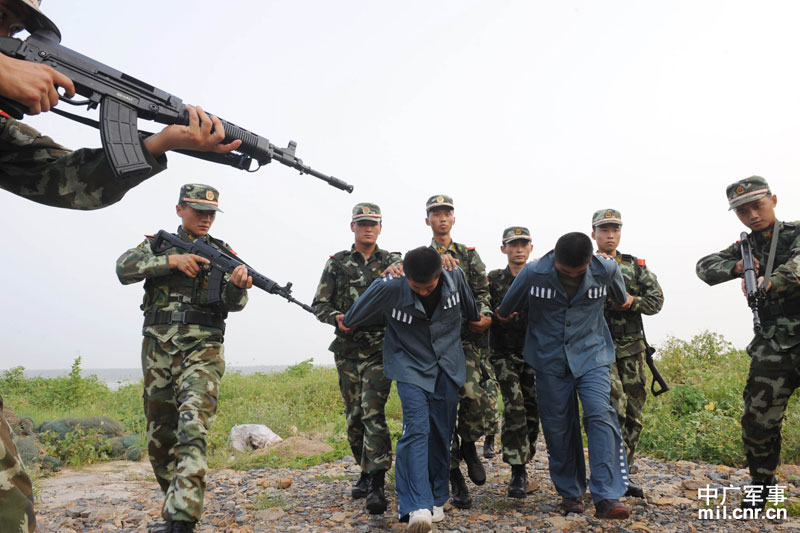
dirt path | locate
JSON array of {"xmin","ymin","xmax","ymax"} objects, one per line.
[{"xmin": 34, "ymin": 441, "xmax": 800, "ymax": 532}]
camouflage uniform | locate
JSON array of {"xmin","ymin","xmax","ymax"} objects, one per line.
[
  {"xmin": 426, "ymin": 195, "xmax": 495, "ymax": 468},
  {"xmin": 0, "ymin": 109, "xmax": 165, "ymax": 532},
  {"xmin": 312, "ymin": 204, "xmax": 401, "ymax": 474},
  {"xmin": 696, "ymin": 176, "xmax": 800, "ymax": 482},
  {"xmin": 0, "ymin": 115, "xmax": 166, "ymax": 210},
  {"xmin": 116, "ymin": 185, "xmax": 248, "ymax": 523},
  {"xmin": 0, "ymin": 395, "xmax": 34, "ymax": 533},
  {"xmin": 603, "ymin": 253, "xmax": 663, "ymax": 466},
  {"xmin": 489, "ymin": 262, "xmax": 540, "ymax": 466}
]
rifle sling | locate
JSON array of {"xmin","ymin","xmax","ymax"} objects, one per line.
[
  {"xmin": 762, "ymin": 221, "xmax": 782, "ymax": 287},
  {"xmin": 144, "ymin": 309, "xmax": 225, "ymax": 331}
]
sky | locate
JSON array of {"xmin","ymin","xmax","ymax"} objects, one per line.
[{"xmin": 4, "ymin": 0, "xmax": 800, "ymax": 370}]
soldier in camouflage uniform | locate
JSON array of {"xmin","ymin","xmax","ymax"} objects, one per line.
[
  {"xmin": 116, "ymin": 184, "xmax": 251, "ymax": 533},
  {"xmin": 425, "ymin": 194, "xmax": 494, "ymax": 509},
  {"xmin": 0, "ymin": 3, "xmax": 241, "ymax": 530},
  {"xmin": 697, "ymin": 176, "xmax": 800, "ymax": 510},
  {"xmin": 591, "ymin": 209, "xmax": 663, "ymax": 499},
  {"xmin": 488, "ymin": 226, "xmax": 540, "ymax": 499},
  {"xmin": 312, "ymin": 203, "xmax": 401, "ymax": 515}
]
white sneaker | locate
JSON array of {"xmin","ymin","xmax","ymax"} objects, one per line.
[
  {"xmin": 407, "ymin": 508, "xmax": 433, "ymax": 532},
  {"xmin": 432, "ymin": 505, "xmax": 444, "ymax": 522}
]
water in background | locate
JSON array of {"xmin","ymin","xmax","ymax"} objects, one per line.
[{"xmin": 23, "ymin": 366, "xmax": 288, "ymax": 391}]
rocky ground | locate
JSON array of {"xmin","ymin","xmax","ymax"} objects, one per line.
[{"xmin": 34, "ymin": 438, "xmax": 800, "ymax": 532}]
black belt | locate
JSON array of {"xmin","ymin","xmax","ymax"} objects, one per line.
[
  {"xmin": 611, "ymin": 323, "xmax": 641, "ymax": 336},
  {"xmin": 761, "ymin": 298, "xmax": 800, "ymax": 321},
  {"xmin": 143, "ymin": 310, "xmax": 225, "ymax": 331}
]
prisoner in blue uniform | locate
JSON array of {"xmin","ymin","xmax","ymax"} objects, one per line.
[
  {"xmin": 497, "ymin": 233, "xmax": 631, "ymax": 518},
  {"xmin": 343, "ymin": 247, "xmax": 481, "ymax": 526}
]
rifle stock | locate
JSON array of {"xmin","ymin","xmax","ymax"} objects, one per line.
[{"xmin": 644, "ymin": 345, "xmax": 669, "ymax": 396}]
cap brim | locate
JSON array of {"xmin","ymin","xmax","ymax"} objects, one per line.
[
  {"xmin": 426, "ymin": 203, "xmax": 454, "ymax": 211},
  {"xmin": 593, "ymin": 219, "xmax": 622, "ymax": 227},
  {"xmin": 352, "ymin": 216, "xmax": 382, "ymax": 223},
  {"xmin": 185, "ymin": 202, "xmax": 223, "ymax": 213},
  {"xmin": 503, "ymin": 237, "xmax": 532, "ymax": 244},
  {"xmin": 728, "ymin": 192, "xmax": 768, "ymax": 210},
  {"xmin": 21, "ymin": 6, "xmax": 61, "ymax": 41}
]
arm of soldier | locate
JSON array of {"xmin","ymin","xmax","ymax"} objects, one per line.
[
  {"xmin": 342, "ymin": 279, "xmax": 391, "ymax": 329},
  {"xmin": 497, "ymin": 266, "xmax": 530, "ymax": 319},
  {"xmin": 0, "ymin": 117, "xmax": 169, "ymax": 210},
  {"xmin": 116, "ymin": 239, "xmax": 172, "ymax": 285},
  {"xmin": 630, "ymin": 265, "xmax": 664, "ymax": 315},
  {"xmin": 221, "ymin": 265, "xmax": 250, "ymax": 312},
  {"xmin": 766, "ymin": 232, "xmax": 800, "ymax": 293},
  {"xmin": 467, "ymin": 250, "xmax": 493, "ymax": 317},
  {"xmin": 606, "ymin": 260, "xmax": 627, "ymax": 306},
  {"xmin": 696, "ymin": 242, "xmax": 741, "ymax": 286},
  {"xmin": 311, "ymin": 258, "xmax": 344, "ymax": 327},
  {"xmin": 456, "ymin": 268, "xmax": 481, "ymax": 324}
]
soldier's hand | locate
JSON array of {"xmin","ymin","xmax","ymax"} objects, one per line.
[
  {"xmin": 441, "ymin": 254, "xmax": 460, "ymax": 271},
  {"xmin": 168, "ymin": 253, "xmax": 210, "ymax": 277},
  {"xmin": 0, "ymin": 54, "xmax": 75, "ymax": 115},
  {"xmin": 143, "ymin": 105, "xmax": 243, "ymax": 157},
  {"xmin": 494, "ymin": 307, "xmax": 518, "ymax": 323},
  {"xmin": 230, "ymin": 264, "xmax": 253, "ymax": 289},
  {"xmin": 612, "ymin": 293, "xmax": 635, "ymax": 311},
  {"xmin": 468, "ymin": 314, "xmax": 492, "ymax": 333},
  {"xmin": 381, "ymin": 264, "xmax": 403, "ymax": 278},
  {"xmin": 733, "ymin": 258, "xmax": 760, "ymax": 276},
  {"xmin": 336, "ymin": 314, "xmax": 355, "ymax": 332},
  {"xmin": 758, "ymin": 276, "xmax": 772, "ymax": 293}
]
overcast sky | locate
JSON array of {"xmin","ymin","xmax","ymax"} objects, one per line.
[{"xmin": 4, "ymin": 0, "xmax": 800, "ymax": 370}]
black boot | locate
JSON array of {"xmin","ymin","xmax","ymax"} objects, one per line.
[
  {"xmin": 366, "ymin": 470, "xmax": 388, "ymax": 514},
  {"xmin": 508, "ymin": 464, "xmax": 528, "ymax": 498},
  {"xmin": 148, "ymin": 522, "xmax": 172, "ymax": 533},
  {"xmin": 351, "ymin": 471, "xmax": 369, "ymax": 499},
  {"xmin": 460, "ymin": 440, "xmax": 486, "ymax": 485},
  {"xmin": 449, "ymin": 468, "xmax": 472, "ymax": 509},
  {"xmin": 740, "ymin": 475, "xmax": 776, "ymax": 510},
  {"xmin": 624, "ymin": 484, "xmax": 644, "ymax": 498},
  {"xmin": 169, "ymin": 521, "xmax": 196, "ymax": 533},
  {"xmin": 483, "ymin": 434, "xmax": 496, "ymax": 458}
]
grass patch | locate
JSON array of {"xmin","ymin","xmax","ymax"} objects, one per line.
[{"xmin": 252, "ymin": 492, "xmax": 290, "ymax": 510}]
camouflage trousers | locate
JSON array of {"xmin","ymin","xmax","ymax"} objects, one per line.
[
  {"xmin": 450, "ymin": 341, "xmax": 489, "ymax": 469},
  {"xmin": 142, "ymin": 333, "xmax": 225, "ymax": 522},
  {"xmin": 609, "ymin": 352, "xmax": 646, "ymax": 466},
  {"xmin": 333, "ymin": 350, "xmax": 392, "ymax": 473},
  {"xmin": 490, "ymin": 352, "xmax": 539, "ymax": 465},
  {"xmin": 0, "ymin": 395, "xmax": 35, "ymax": 533},
  {"xmin": 482, "ymin": 355, "xmax": 502, "ymax": 438},
  {"xmin": 742, "ymin": 337, "xmax": 800, "ymax": 481}
]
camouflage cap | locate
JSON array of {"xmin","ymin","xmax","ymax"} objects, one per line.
[
  {"xmin": 592, "ymin": 209, "xmax": 623, "ymax": 227},
  {"xmin": 502, "ymin": 226, "xmax": 532, "ymax": 244},
  {"xmin": 13, "ymin": 0, "xmax": 61, "ymax": 40},
  {"xmin": 726, "ymin": 176, "xmax": 771, "ymax": 210},
  {"xmin": 179, "ymin": 183, "xmax": 222, "ymax": 212},
  {"xmin": 426, "ymin": 194, "xmax": 454, "ymax": 212},
  {"xmin": 352, "ymin": 202, "xmax": 382, "ymax": 223}
]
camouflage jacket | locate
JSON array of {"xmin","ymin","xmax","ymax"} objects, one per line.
[
  {"xmin": 430, "ymin": 238, "xmax": 491, "ymax": 346},
  {"xmin": 116, "ymin": 226, "xmax": 248, "ymax": 344},
  {"xmin": 0, "ymin": 116, "xmax": 166, "ymax": 210},
  {"xmin": 488, "ymin": 266, "xmax": 527, "ymax": 354},
  {"xmin": 603, "ymin": 252, "xmax": 664, "ymax": 357},
  {"xmin": 696, "ymin": 221, "xmax": 800, "ymax": 349},
  {"xmin": 312, "ymin": 245, "xmax": 402, "ymax": 356}
]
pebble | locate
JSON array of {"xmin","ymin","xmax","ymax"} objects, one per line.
[{"xmin": 34, "ymin": 437, "xmax": 798, "ymax": 532}]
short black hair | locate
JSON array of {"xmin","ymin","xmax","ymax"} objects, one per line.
[
  {"xmin": 554, "ymin": 232, "xmax": 593, "ymax": 268},
  {"xmin": 403, "ymin": 247, "xmax": 442, "ymax": 283}
]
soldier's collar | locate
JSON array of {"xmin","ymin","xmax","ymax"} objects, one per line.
[{"xmin": 430, "ymin": 237, "xmax": 455, "ymax": 253}]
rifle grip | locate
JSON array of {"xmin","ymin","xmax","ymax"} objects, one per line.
[
  {"xmin": 0, "ymin": 95, "xmax": 26, "ymax": 120},
  {"xmin": 100, "ymin": 96, "xmax": 152, "ymax": 180}
]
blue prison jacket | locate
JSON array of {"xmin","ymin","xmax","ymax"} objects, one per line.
[
  {"xmin": 343, "ymin": 269, "xmax": 481, "ymax": 393},
  {"xmin": 497, "ymin": 251, "xmax": 626, "ymax": 378}
]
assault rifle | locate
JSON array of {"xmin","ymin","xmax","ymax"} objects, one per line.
[
  {"xmin": 0, "ymin": 30, "xmax": 353, "ymax": 193},
  {"xmin": 151, "ymin": 230, "xmax": 313, "ymax": 314},
  {"xmin": 740, "ymin": 232, "xmax": 765, "ymax": 333}
]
